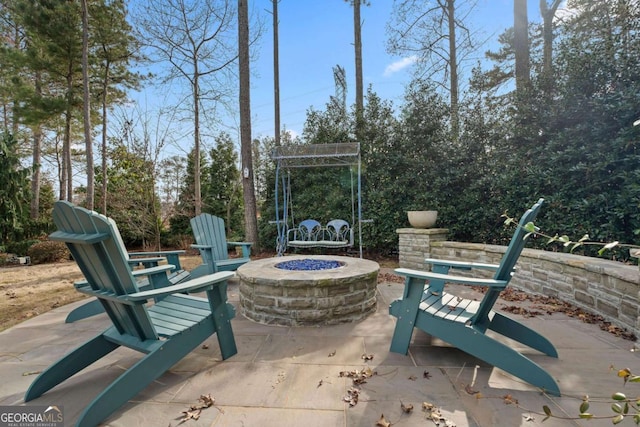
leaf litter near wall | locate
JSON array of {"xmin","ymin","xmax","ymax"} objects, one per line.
[{"xmin": 474, "ymin": 286, "xmax": 637, "ymax": 341}]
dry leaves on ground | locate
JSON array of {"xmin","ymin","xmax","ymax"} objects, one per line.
[
  {"xmin": 176, "ymin": 394, "xmax": 216, "ymax": 425},
  {"xmin": 490, "ymin": 287, "xmax": 637, "ymax": 341}
]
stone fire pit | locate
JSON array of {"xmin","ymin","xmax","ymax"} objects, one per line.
[{"xmin": 237, "ymin": 255, "xmax": 379, "ymax": 326}]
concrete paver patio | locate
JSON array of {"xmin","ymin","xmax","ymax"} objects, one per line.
[{"xmin": 1, "ymin": 272, "xmax": 638, "ymax": 426}]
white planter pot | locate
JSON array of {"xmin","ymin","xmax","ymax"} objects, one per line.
[{"xmin": 407, "ymin": 210, "xmax": 438, "ymax": 228}]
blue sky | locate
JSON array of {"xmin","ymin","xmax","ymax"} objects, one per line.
[{"xmin": 248, "ymin": 0, "xmax": 549, "ymax": 140}]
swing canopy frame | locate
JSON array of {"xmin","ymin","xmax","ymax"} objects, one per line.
[{"xmin": 271, "ymin": 142, "xmax": 363, "ymax": 257}]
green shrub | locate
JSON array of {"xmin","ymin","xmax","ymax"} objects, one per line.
[
  {"xmin": 6, "ymin": 240, "xmax": 39, "ymax": 257},
  {"xmin": 27, "ymin": 240, "xmax": 70, "ymax": 264}
]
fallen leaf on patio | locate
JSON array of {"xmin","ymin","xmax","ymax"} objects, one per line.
[
  {"xmin": 422, "ymin": 401, "xmax": 456, "ymax": 427},
  {"xmin": 201, "ymin": 344, "xmax": 209, "ymax": 350},
  {"xmin": 22, "ymin": 371, "xmax": 42, "ymax": 376},
  {"xmin": 339, "ymin": 367, "xmax": 376, "ymax": 385},
  {"xmin": 400, "ymin": 401, "xmax": 414, "ymax": 413},
  {"xmin": 423, "ymin": 371, "xmax": 431, "ymax": 379},
  {"xmin": 408, "ymin": 375, "xmax": 417, "ymax": 381},
  {"xmin": 343, "ymin": 387, "xmax": 360, "ymax": 407},
  {"xmin": 464, "ymin": 384, "xmax": 479, "ymax": 395},
  {"xmin": 503, "ymin": 394, "xmax": 518, "ymax": 405},
  {"xmin": 375, "ymin": 414, "xmax": 391, "ymax": 427},
  {"xmin": 361, "ymin": 353, "xmax": 374, "ymax": 361},
  {"xmin": 523, "ymin": 414, "xmax": 535, "ymax": 422},
  {"xmin": 328, "ymin": 350, "xmax": 336, "ymax": 357},
  {"xmin": 317, "ymin": 379, "xmax": 323, "ymax": 388},
  {"xmin": 501, "ymin": 305, "xmax": 542, "ymax": 318},
  {"xmin": 179, "ymin": 409, "xmax": 201, "ymax": 423},
  {"xmin": 200, "ymin": 394, "xmax": 214, "ymax": 407},
  {"xmin": 378, "ymin": 272, "xmax": 404, "ymax": 283},
  {"xmin": 422, "ymin": 402, "xmax": 435, "ymax": 411},
  {"xmin": 177, "ymin": 394, "xmax": 216, "ymax": 423}
]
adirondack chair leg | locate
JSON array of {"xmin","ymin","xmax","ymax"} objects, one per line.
[
  {"xmin": 413, "ymin": 317, "xmax": 561, "ymax": 396},
  {"xmin": 24, "ymin": 334, "xmax": 119, "ymax": 401},
  {"xmin": 75, "ymin": 325, "xmax": 223, "ymax": 427},
  {"xmin": 475, "ymin": 336, "xmax": 560, "ymax": 396},
  {"xmin": 388, "ymin": 277, "xmax": 426, "ymax": 354},
  {"xmin": 206, "ymin": 284, "xmax": 238, "ymax": 360},
  {"xmin": 489, "ymin": 312, "xmax": 559, "ymax": 357},
  {"xmin": 65, "ymin": 299, "xmax": 104, "ymax": 323}
]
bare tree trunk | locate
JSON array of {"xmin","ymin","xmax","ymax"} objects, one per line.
[
  {"xmin": 81, "ymin": 0, "xmax": 94, "ymax": 210},
  {"xmin": 57, "ymin": 140, "xmax": 65, "ymax": 201},
  {"xmin": 353, "ymin": 0, "xmax": 363, "ymax": 131},
  {"xmin": 63, "ymin": 106, "xmax": 71, "ymax": 201},
  {"xmin": 238, "ymin": 0, "xmax": 259, "ymax": 250},
  {"xmin": 514, "ymin": 0, "xmax": 530, "ymax": 93},
  {"xmin": 446, "ymin": 0, "xmax": 459, "ymax": 139},
  {"xmin": 30, "ymin": 71, "xmax": 42, "ymax": 219},
  {"xmin": 273, "ymin": 0, "xmax": 281, "ymax": 147},
  {"xmin": 30, "ymin": 128, "xmax": 42, "ymax": 218},
  {"xmin": 540, "ymin": 0, "xmax": 561, "ymax": 91},
  {"xmin": 194, "ymin": 71, "xmax": 202, "ymax": 216},
  {"xmin": 101, "ymin": 72, "xmax": 109, "ymax": 214}
]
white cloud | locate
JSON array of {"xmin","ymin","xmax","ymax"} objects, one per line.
[{"xmin": 383, "ymin": 56, "xmax": 418, "ymax": 77}]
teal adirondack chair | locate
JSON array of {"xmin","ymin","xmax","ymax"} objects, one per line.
[
  {"xmin": 190, "ymin": 213, "xmax": 252, "ymax": 277},
  {"xmin": 389, "ymin": 199, "xmax": 560, "ymax": 396},
  {"xmin": 25, "ymin": 201, "xmax": 237, "ymax": 427},
  {"xmin": 64, "ymin": 217, "xmax": 191, "ymax": 323}
]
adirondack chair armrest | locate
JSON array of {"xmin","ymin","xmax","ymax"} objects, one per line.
[
  {"xmin": 394, "ymin": 268, "xmax": 509, "ymax": 289},
  {"xmin": 73, "ymin": 284, "xmax": 140, "ymax": 305},
  {"xmin": 425, "ymin": 258, "xmax": 501, "ymax": 272},
  {"xmin": 127, "ymin": 271, "xmax": 235, "ymax": 302},
  {"xmin": 127, "ymin": 256, "xmax": 164, "ymax": 268},
  {"xmin": 130, "ymin": 250, "xmax": 186, "ymax": 257},
  {"xmin": 191, "ymin": 244, "xmax": 214, "ymax": 250},
  {"xmin": 227, "ymin": 241, "xmax": 252, "ymax": 257},
  {"xmin": 73, "ymin": 264, "xmax": 175, "ymax": 290},
  {"xmin": 130, "ymin": 264, "xmax": 175, "ymax": 278},
  {"xmin": 129, "ymin": 250, "xmax": 186, "ymax": 270}
]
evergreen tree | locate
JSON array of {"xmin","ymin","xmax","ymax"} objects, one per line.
[
  {"xmin": 17, "ymin": 0, "xmax": 84, "ymax": 201},
  {"xmin": 203, "ymin": 132, "xmax": 243, "ymax": 238},
  {"xmin": 0, "ymin": 132, "xmax": 30, "ymax": 245},
  {"xmin": 170, "ymin": 149, "xmax": 205, "ymax": 237}
]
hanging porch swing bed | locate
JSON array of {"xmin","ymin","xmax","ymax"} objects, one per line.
[{"xmin": 271, "ymin": 142, "xmax": 363, "ymax": 257}]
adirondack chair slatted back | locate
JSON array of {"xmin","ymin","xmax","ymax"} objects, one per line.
[
  {"xmin": 472, "ymin": 198, "xmax": 543, "ymax": 330},
  {"xmin": 191, "ymin": 213, "xmax": 229, "ymax": 262},
  {"xmin": 50, "ymin": 201, "xmax": 158, "ymax": 340}
]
